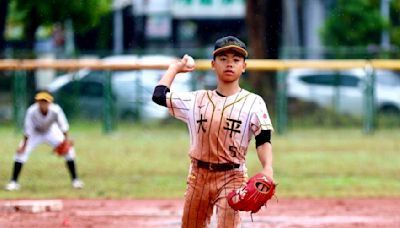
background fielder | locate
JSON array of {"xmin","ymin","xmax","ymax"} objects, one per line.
[
  {"xmin": 5, "ymin": 91, "xmax": 84, "ymax": 191},
  {"xmin": 153, "ymin": 36, "xmax": 274, "ymax": 228}
]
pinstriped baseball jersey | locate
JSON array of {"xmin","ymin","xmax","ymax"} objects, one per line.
[{"xmin": 166, "ymin": 89, "xmax": 273, "ymax": 164}]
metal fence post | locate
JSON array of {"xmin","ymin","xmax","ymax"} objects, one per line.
[
  {"xmin": 276, "ymin": 70, "xmax": 288, "ymax": 134},
  {"xmin": 12, "ymin": 70, "xmax": 27, "ymax": 132},
  {"xmin": 103, "ymin": 71, "xmax": 114, "ymax": 134},
  {"xmin": 363, "ymin": 66, "xmax": 375, "ymax": 134},
  {"xmin": 135, "ymin": 71, "xmax": 143, "ymax": 122},
  {"xmin": 333, "ymin": 72, "xmax": 340, "ymax": 114}
]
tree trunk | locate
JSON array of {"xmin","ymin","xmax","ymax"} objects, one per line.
[
  {"xmin": 246, "ymin": 0, "xmax": 268, "ymax": 92},
  {"xmin": 0, "ymin": 0, "xmax": 8, "ymax": 52},
  {"xmin": 23, "ymin": 6, "xmax": 40, "ymax": 52},
  {"xmin": 246, "ymin": 0, "xmax": 282, "ymax": 109},
  {"xmin": 22, "ymin": 7, "xmax": 40, "ymax": 99}
]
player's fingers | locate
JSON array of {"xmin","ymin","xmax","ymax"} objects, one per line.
[
  {"xmin": 169, "ymin": 55, "xmax": 195, "ymax": 74},
  {"xmin": 179, "ymin": 60, "xmax": 195, "ymax": 73},
  {"xmin": 181, "ymin": 55, "xmax": 189, "ymax": 65},
  {"xmin": 182, "ymin": 65, "xmax": 195, "ymax": 73},
  {"xmin": 260, "ymin": 170, "xmax": 274, "ymax": 182}
]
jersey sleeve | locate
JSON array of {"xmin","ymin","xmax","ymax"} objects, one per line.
[
  {"xmin": 55, "ymin": 105, "xmax": 69, "ymax": 133},
  {"xmin": 250, "ymin": 95, "xmax": 274, "ymax": 136},
  {"xmin": 166, "ymin": 91, "xmax": 195, "ymax": 122},
  {"xmin": 24, "ymin": 108, "xmax": 34, "ymax": 137}
]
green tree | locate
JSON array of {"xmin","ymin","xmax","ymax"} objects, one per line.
[
  {"xmin": 10, "ymin": 0, "xmax": 111, "ymax": 49},
  {"xmin": 0, "ymin": 0, "xmax": 8, "ymax": 51},
  {"xmin": 321, "ymin": 0, "xmax": 385, "ymax": 47},
  {"xmin": 389, "ymin": 1, "xmax": 400, "ymax": 47}
]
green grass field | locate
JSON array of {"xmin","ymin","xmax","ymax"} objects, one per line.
[{"xmin": 0, "ymin": 120, "xmax": 399, "ymax": 199}]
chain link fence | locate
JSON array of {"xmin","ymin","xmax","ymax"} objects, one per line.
[{"xmin": 1, "ymin": 58, "xmax": 400, "ymax": 134}]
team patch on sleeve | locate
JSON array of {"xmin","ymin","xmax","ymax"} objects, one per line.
[
  {"xmin": 260, "ymin": 112, "xmax": 273, "ymax": 131},
  {"xmin": 250, "ymin": 96, "xmax": 273, "ymax": 135}
]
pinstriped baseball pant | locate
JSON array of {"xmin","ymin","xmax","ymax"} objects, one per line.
[{"xmin": 181, "ymin": 161, "xmax": 246, "ymax": 228}]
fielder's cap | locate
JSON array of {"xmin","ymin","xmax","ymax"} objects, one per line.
[
  {"xmin": 213, "ymin": 36, "xmax": 248, "ymax": 58},
  {"xmin": 35, "ymin": 91, "xmax": 54, "ymax": 103}
]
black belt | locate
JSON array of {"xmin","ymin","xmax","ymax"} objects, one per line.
[{"xmin": 197, "ymin": 160, "xmax": 240, "ymax": 171}]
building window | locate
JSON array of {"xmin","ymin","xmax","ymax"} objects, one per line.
[
  {"xmin": 179, "ymin": 0, "xmax": 192, "ymax": 4},
  {"xmin": 201, "ymin": 0, "xmax": 212, "ymax": 5}
]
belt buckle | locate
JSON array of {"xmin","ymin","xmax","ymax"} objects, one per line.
[{"xmin": 208, "ymin": 163, "xmax": 214, "ymax": 171}]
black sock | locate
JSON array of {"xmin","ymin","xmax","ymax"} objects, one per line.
[
  {"xmin": 11, "ymin": 161, "xmax": 23, "ymax": 182},
  {"xmin": 66, "ymin": 160, "xmax": 78, "ymax": 180}
]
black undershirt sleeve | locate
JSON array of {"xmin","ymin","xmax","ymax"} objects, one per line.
[
  {"xmin": 255, "ymin": 130, "xmax": 271, "ymax": 148},
  {"xmin": 152, "ymin": 85, "xmax": 170, "ymax": 107}
]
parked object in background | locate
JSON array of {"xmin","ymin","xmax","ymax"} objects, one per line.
[
  {"xmin": 286, "ymin": 68, "xmax": 400, "ymax": 116},
  {"xmin": 46, "ymin": 55, "xmax": 192, "ymax": 120}
]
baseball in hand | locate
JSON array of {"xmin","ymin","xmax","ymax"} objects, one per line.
[{"xmin": 185, "ymin": 55, "xmax": 195, "ymax": 67}]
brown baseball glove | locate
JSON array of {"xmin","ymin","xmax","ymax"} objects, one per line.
[
  {"xmin": 227, "ymin": 172, "xmax": 276, "ymax": 214},
  {"xmin": 54, "ymin": 139, "xmax": 73, "ymax": 156}
]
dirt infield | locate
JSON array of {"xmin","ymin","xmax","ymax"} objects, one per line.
[{"xmin": 0, "ymin": 198, "xmax": 399, "ymax": 228}]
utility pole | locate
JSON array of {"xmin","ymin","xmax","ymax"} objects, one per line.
[
  {"xmin": 380, "ymin": 0, "xmax": 391, "ymax": 50},
  {"xmin": 113, "ymin": 0, "xmax": 124, "ymax": 54}
]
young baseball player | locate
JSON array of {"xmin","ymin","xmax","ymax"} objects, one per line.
[
  {"xmin": 152, "ymin": 36, "xmax": 274, "ymax": 228},
  {"xmin": 5, "ymin": 91, "xmax": 84, "ymax": 191}
]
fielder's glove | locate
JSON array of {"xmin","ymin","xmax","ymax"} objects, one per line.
[
  {"xmin": 227, "ymin": 172, "xmax": 276, "ymax": 214},
  {"xmin": 54, "ymin": 139, "xmax": 73, "ymax": 156}
]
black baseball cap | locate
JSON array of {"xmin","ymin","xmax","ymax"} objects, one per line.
[{"xmin": 213, "ymin": 36, "xmax": 248, "ymax": 58}]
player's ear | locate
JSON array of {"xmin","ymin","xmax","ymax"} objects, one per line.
[{"xmin": 211, "ymin": 60, "xmax": 215, "ymax": 70}]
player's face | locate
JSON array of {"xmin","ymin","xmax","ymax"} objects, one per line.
[
  {"xmin": 38, "ymin": 100, "xmax": 50, "ymax": 114},
  {"xmin": 212, "ymin": 51, "xmax": 246, "ymax": 83}
]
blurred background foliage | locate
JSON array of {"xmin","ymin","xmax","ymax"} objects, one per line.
[
  {"xmin": 322, "ymin": 0, "xmax": 400, "ymax": 49},
  {"xmin": 1, "ymin": 0, "xmax": 400, "ymax": 56},
  {"xmin": 322, "ymin": 0, "xmax": 386, "ymax": 47},
  {"xmin": 1, "ymin": 0, "xmax": 112, "ymax": 51}
]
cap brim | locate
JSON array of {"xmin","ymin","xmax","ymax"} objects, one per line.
[
  {"xmin": 213, "ymin": 45, "xmax": 248, "ymax": 58},
  {"xmin": 35, "ymin": 93, "xmax": 53, "ymax": 102}
]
